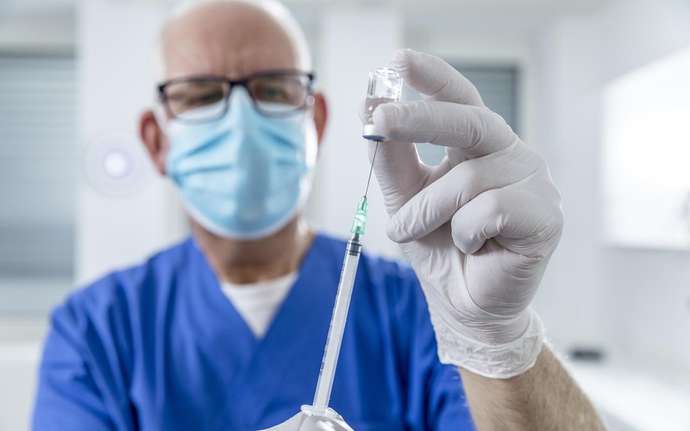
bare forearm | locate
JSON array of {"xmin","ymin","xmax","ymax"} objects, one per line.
[{"xmin": 459, "ymin": 346, "xmax": 605, "ymax": 431}]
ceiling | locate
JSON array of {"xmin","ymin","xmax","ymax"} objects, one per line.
[
  {"xmin": 0, "ymin": 0, "xmax": 611, "ymax": 50},
  {"xmin": 1, "ymin": 0, "xmax": 610, "ymax": 16}
]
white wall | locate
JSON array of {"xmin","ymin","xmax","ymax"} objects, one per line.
[
  {"xmin": 530, "ymin": 13, "xmax": 611, "ymax": 352},
  {"xmin": 532, "ymin": 0, "xmax": 690, "ymax": 372},
  {"xmin": 304, "ymin": 7, "xmax": 402, "ymax": 258},
  {"xmin": 0, "ymin": 344, "xmax": 39, "ymax": 431},
  {"xmin": 76, "ymin": 0, "xmax": 189, "ymax": 285}
]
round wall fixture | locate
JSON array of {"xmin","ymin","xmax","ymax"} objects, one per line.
[{"xmin": 83, "ymin": 132, "xmax": 153, "ymax": 197}]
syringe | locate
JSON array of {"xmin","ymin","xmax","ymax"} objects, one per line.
[
  {"xmin": 311, "ymin": 67, "xmax": 403, "ymax": 412},
  {"xmin": 258, "ymin": 67, "xmax": 403, "ymax": 431},
  {"xmin": 311, "ymin": 195, "xmax": 368, "ymax": 410}
]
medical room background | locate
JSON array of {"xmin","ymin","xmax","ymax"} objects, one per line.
[{"xmin": 1, "ymin": 0, "xmax": 690, "ymax": 429}]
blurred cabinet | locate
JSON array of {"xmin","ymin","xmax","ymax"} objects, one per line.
[{"xmin": 603, "ymin": 46, "xmax": 690, "ymax": 249}]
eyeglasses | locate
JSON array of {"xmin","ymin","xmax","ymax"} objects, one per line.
[{"xmin": 158, "ymin": 70, "xmax": 315, "ymax": 123}]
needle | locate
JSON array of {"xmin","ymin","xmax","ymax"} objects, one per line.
[{"xmin": 363, "ymin": 140, "xmax": 380, "ymax": 198}]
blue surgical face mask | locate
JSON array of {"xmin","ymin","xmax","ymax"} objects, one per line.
[{"xmin": 164, "ymin": 88, "xmax": 317, "ymax": 239}]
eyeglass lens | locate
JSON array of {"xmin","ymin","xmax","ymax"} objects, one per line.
[{"xmin": 163, "ymin": 74, "xmax": 310, "ymax": 121}]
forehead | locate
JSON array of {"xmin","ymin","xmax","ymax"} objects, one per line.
[{"xmin": 162, "ymin": 3, "xmax": 299, "ymax": 80}]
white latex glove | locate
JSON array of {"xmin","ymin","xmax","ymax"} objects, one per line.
[
  {"xmin": 365, "ymin": 50, "xmax": 563, "ymax": 378},
  {"xmin": 259, "ymin": 406, "xmax": 353, "ymax": 431}
]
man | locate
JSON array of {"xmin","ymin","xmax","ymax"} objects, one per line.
[{"xmin": 33, "ymin": 0, "xmax": 605, "ymax": 430}]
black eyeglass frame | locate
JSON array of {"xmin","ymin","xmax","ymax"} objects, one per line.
[{"xmin": 157, "ymin": 69, "xmax": 316, "ymax": 123}]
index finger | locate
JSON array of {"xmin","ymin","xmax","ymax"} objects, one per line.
[
  {"xmin": 373, "ymin": 100, "xmax": 518, "ymax": 158},
  {"xmin": 392, "ymin": 49, "xmax": 485, "ymax": 107}
]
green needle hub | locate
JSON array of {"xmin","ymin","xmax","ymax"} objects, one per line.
[{"xmin": 351, "ymin": 196, "xmax": 368, "ymax": 236}]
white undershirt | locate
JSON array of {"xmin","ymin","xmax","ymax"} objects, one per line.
[{"xmin": 220, "ymin": 272, "xmax": 297, "ymax": 338}]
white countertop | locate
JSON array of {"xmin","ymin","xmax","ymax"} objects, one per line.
[{"xmin": 568, "ymin": 360, "xmax": 690, "ymax": 431}]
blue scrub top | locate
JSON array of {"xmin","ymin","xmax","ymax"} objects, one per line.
[{"xmin": 33, "ymin": 233, "xmax": 475, "ymax": 430}]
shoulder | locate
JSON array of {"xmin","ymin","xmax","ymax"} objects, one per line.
[
  {"xmin": 36, "ymin": 240, "xmax": 194, "ymax": 428},
  {"xmin": 313, "ymin": 231, "xmax": 417, "ymax": 281},
  {"xmin": 361, "ymin": 250, "xmax": 419, "ymax": 292},
  {"xmin": 359, "ymin": 242, "xmax": 426, "ymax": 318},
  {"xmin": 315, "ymin": 232, "xmax": 426, "ymax": 324},
  {"xmin": 315, "ymin": 232, "xmax": 421, "ymax": 291},
  {"xmin": 52, "ymin": 237, "xmax": 194, "ymax": 334}
]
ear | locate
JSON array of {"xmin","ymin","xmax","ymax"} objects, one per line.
[
  {"xmin": 312, "ymin": 92, "xmax": 328, "ymax": 147},
  {"xmin": 139, "ymin": 109, "xmax": 169, "ymax": 175}
]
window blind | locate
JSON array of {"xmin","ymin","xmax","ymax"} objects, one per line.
[
  {"xmin": 0, "ymin": 53, "xmax": 76, "ymax": 277},
  {"xmin": 416, "ymin": 63, "xmax": 519, "ymax": 165}
]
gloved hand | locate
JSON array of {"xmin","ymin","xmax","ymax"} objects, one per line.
[
  {"xmin": 260, "ymin": 406, "xmax": 353, "ymax": 431},
  {"xmin": 365, "ymin": 49, "xmax": 563, "ymax": 378}
]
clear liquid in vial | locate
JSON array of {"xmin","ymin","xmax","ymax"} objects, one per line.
[{"xmin": 362, "ymin": 96, "xmax": 395, "ymax": 141}]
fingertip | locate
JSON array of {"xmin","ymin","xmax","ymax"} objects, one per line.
[
  {"xmin": 385, "ymin": 218, "xmax": 402, "ymax": 242},
  {"xmin": 391, "ymin": 48, "xmax": 415, "ymax": 68},
  {"xmin": 391, "ymin": 49, "xmax": 421, "ymax": 82},
  {"xmin": 371, "ymin": 102, "xmax": 397, "ymax": 136},
  {"xmin": 452, "ymin": 233, "xmax": 482, "ymax": 255},
  {"xmin": 386, "ymin": 217, "xmax": 412, "ymax": 243},
  {"xmin": 451, "ymin": 216, "xmax": 486, "ymax": 255}
]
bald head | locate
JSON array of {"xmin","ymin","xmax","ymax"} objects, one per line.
[
  {"xmin": 140, "ymin": 0, "xmax": 327, "ymax": 182},
  {"xmin": 161, "ymin": 0, "xmax": 311, "ymax": 80}
]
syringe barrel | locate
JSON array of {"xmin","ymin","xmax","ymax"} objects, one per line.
[{"xmin": 312, "ymin": 237, "xmax": 362, "ymax": 410}]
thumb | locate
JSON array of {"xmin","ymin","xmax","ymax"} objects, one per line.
[{"xmin": 362, "ymin": 101, "xmax": 429, "ymax": 214}]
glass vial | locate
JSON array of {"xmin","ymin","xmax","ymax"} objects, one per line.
[{"xmin": 362, "ymin": 67, "xmax": 403, "ymax": 141}]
